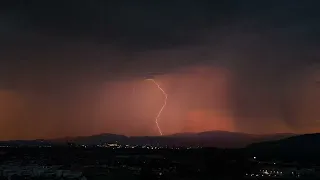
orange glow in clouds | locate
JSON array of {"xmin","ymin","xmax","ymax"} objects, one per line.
[
  {"xmin": 156, "ymin": 66, "xmax": 234, "ymax": 134},
  {"xmin": 1, "ymin": 65, "xmax": 311, "ymax": 139},
  {"xmin": 184, "ymin": 109, "xmax": 235, "ymax": 132}
]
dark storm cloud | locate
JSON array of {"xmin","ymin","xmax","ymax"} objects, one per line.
[
  {"xmin": 1, "ymin": 0, "xmax": 239, "ymax": 49},
  {"xmin": 2, "ymin": 1, "xmax": 320, "ymax": 61}
]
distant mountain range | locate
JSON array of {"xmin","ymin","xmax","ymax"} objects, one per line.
[
  {"xmin": 0, "ymin": 131, "xmax": 296, "ymax": 148},
  {"xmin": 1, "ymin": 132, "xmax": 319, "ymax": 164},
  {"xmin": 51, "ymin": 131, "xmax": 294, "ymax": 148}
]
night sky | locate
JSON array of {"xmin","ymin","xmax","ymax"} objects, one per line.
[{"xmin": 0, "ymin": 0, "xmax": 319, "ymax": 140}]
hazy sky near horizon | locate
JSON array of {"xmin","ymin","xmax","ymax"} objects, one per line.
[{"xmin": 0, "ymin": 0, "xmax": 319, "ymax": 140}]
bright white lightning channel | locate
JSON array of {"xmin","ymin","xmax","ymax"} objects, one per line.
[{"xmin": 145, "ymin": 79, "xmax": 167, "ymax": 136}]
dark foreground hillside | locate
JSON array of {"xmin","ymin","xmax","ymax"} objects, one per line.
[
  {"xmin": 246, "ymin": 133, "xmax": 320, "ymax": 165},
  {"xmin": 0, "ymin": 134, "xmax": 320, "ymax": 179}
]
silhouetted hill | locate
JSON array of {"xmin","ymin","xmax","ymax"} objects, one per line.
[
  {"xmin": 53, "ymin": 133, "xmax": 128, "ymax": 145},
  {"xmin": 0, "ymin": 131, "xmax": 294, "ymax": 148},
  {"xmin": 53, "ymin": 131, "xmax": 294, "ymax": 148},
  {"xmin": 246, "ymin": 133, "xmax": 320, "ymax": 164}
]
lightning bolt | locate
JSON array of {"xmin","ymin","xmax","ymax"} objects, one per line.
[{"xmin": 145, "ymin": 79, "xmax": 167, "ymax": 136}]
